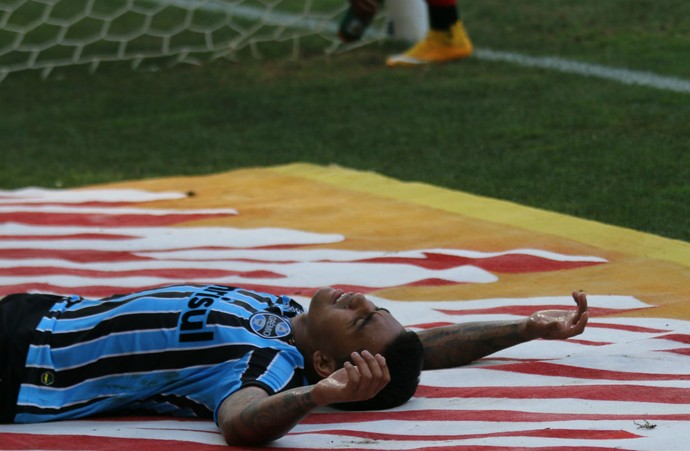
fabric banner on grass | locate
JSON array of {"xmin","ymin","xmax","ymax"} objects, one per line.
[{"xmin": 1, "ymin": 163, "xmax": 689, "ymax": 450}]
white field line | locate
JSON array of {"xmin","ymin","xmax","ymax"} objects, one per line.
[
  {"xmin": 165, "ymin": 0, "xmax": 690, "ymax": 94},
  {"xmin": 474, "ymin": 48, "xmax": 690, "ymax": 94}
]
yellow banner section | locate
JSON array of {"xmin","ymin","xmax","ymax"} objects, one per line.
[{"xmin": 96, "ymin": 163, "xmax": 690, "ymax": 320}]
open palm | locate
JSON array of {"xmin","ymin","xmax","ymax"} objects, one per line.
[{"xmin": 526, "ymin": 291, "xmax": 589, "ymax": 340}]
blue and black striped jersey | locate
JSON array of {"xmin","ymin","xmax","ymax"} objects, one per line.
[{"xmin": 15, "ymin": 284, "xmax": 306, "ymax": 424}]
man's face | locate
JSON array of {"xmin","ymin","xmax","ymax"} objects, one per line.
[{"xmin": 305, "ymin": 287, "xmax": 405, "ymax": 362}]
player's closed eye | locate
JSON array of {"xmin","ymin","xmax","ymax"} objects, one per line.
[{"xmin": 355, "ymin": 307, "xmax": 390, "ymax": 330}]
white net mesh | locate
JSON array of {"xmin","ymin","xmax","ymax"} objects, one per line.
[{"xmin": 0, "ymin": 0, "xmax": 388, "ymax": 81}]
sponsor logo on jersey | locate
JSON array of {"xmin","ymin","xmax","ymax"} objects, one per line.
[
  {"xmin": 40, "ymin": 371, "xmax": 55, "ymax": 386},
  {"xmin": 178, "ymin": 285, "xmax": 234, "ymax": 343}
]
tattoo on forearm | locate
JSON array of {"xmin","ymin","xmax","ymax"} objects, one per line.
[
  {"xmin": 229, "ymin": 387, "xmax": 316, "ymax": 444},
  {"xmin": 420, "ymin": 321, "xmax": 526, "ymax": 369}
]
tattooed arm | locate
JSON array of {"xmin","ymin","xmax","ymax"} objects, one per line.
[
  {"xmin": 217, "ymin": 385, "xmax": 314, "ymax": 446},
  {"xmin": 217, "ymin": 350, "xmax": 389, "ymax": 446},
  {"xmin": 418, "ymin": 291, "xmax": 589, "ymax": 370}
]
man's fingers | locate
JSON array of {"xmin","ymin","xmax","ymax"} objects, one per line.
[
  {"xmin": 363, "ymin": 351, "xmax": 390, "ymax": 393},
  {"xmin": 572, "ymin": 290, "xmax": 588, "ymax": 316},
  {"xmin": 352, "ymin": 351, "xmax": 373, "ymax": 383},
  {"xmin": 343, "ymin": 360, "xmax": 359, "ymax": 385},
  {"xmin": 374, "ymin": 353, "xmax": 390, "ymax": 392},
  {"xmin": 357, "ymin": 350, "xmax": 385, "ymax": 387},
  {"xmin": 349, "ymin": 351, "xmax": 390, "ymax": 398},
  {"xmin": 574, "ymin": 310, "xmax": 589, "ymax": 334}
]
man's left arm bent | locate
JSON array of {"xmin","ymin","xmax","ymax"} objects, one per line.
[{"xmin": 417, "ymin": 291, "xmax": 589, "ymax": 370}]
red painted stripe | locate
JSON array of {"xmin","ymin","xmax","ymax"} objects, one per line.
[
  {"xmin": 0, "ymin": 247, "xmax": 307, "ymax": 263},
  {"xmin": 0, "ymin": 433, "xmax": 224, "ymax": 451},
  {"xmin": 656, "ymin": 334, "xmax": 690, "ymax": 344},
  {"xmin": 0, "ymin": 266, "xmax": 284, "ymax": 280},
  {"xmin": 566, "ymin": 338, "xmax": 613, "ymax": 346},
  {"xmin": 0, "ymin": 248, "xmax": 151, "ymax": 263},
  {"xmin": 0, "ymin": 212, "xmax": 232, "ymax": 227},
  {"xmin": 436, "ymin": 306, "xmax": 649, "ymax": 317},
  {"xmin": 0, "ymin": 432, "xmax": 632, "ymax": 451},
  {"xmin": 488, "ymin": 361, "xmax": 690, "ymax": 381},
  {"xmin": 357, "ymin": 252, "xmax": 604, "ymax": 273},
  {"xmin": 291, "ymin": 427, "xmax": 641, "ymax": 441},
  {"xmin": 660, "ymin": 348, "xmax": 690, "ymax": 357},
  {"xmin": 415, "ymin": 384, "xmax": 690, "ymax": 404}
]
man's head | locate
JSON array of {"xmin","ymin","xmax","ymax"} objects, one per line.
[
  {"xmin": 332, "ymin": 329, "xmax": 423, "ymax": 410},
  {"xmin": 291, "ymin": 287, "xmax": 424, "ymax": 409}
]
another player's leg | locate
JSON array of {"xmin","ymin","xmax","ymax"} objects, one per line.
[
  {"xmin": 339, "ymin": 0, "xmax": 382, "ymax": 43},
  {"xmin": 386, "ymin": 0, "xmax": 472, "ymax": 67}
]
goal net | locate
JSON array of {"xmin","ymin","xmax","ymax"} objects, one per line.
[{"xmin": 0, "ymin": 0, "xmax": 394, "ymax": 82}]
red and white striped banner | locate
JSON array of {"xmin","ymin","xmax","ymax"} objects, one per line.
[{"xmin": 1, "ymin": 186, "xmax": 688, "ymax": 450}]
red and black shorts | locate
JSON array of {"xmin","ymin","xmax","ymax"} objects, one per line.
[{"xmin": 0, "ymin": 293, "xmax": 62, "ymax": 423}]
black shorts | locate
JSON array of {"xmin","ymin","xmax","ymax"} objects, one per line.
[{"xmin": 0, "ymin": 293, "xmax": 62, "ymax": 423}]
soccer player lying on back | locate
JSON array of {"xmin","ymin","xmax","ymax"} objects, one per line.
[{"xmin": 0, "ymin": 284, "xmax": 588, "ymax": 446}]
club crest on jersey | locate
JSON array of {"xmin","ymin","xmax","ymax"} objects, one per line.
[{"xmin": 249, "ymin": 312, "xmax": 292, "ymax": 339}]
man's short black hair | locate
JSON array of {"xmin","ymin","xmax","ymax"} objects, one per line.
[{"xmin": 332, "ymin": 330, "xmax": 424, "ymax": 411}]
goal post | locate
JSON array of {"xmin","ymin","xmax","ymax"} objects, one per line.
[{"xmin": 0, "ymin": 0, "xmax": 428, "ymax": 82}]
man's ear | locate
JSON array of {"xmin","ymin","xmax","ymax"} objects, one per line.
[{"xmin": 312, "ymin": 350, "xmax": 338, "ymax": 378}]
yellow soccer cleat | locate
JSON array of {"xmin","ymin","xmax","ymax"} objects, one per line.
[{"xmin": 386, "ymin": 21, "xmax": 473, "ymax": 67}]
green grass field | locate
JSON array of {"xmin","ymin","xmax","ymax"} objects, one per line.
[{"xmin": 1, "ymin": 0, "xmax": 688, "ymax": 242}]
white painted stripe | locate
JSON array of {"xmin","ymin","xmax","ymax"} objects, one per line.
[
  {"xmin": 474, "ymin": 48, "xmax": 690, "ymax": 94},
  {"xmin": 0, "ymin": 188, "xmax": 187, "ymax": 203},
  {"xmin": 0, "ymin": 224, "xmax": 344, "ymax": 246},
  {"xmin": 0, "ymin": 237, "xmax": 605, "ymax": 263},
  {"xmin": 0, "ymin": 261, "xmax": 498, "ymax": 287},
  {"xmin": 137, "ymin": 248, "xmax": 608, "ymax": 263},
  {"xmin": 295, "ymin": 418, "xmax": 688, "ymax": 436},
  {"xmin": 0, "ymin": 419, "xmax": 225, "ymax": 445},
  {"xmin": 0, "ymin": 206, "xmax": 237, "ymax": 215},
  {"xmin": 4, "ymin": 418, "xmax": 689, "ymax": 450},
  {"xmin": 277, "ymin": 434, "xmax": 687, "ymax": 451},
  {"xmin": 0, "ymin": 256, "xmax": 546, "ymax": 280},
  {"xmin": 369, "ymin": 294, "xmax": 645, "ymax": 310},
  {"xmin": 400, "ymin": 396, "xmax": 690, "ymax": 415},
  {"xmin": 420, "ymin": 368, "xmax": 690, "ymax": 389}
]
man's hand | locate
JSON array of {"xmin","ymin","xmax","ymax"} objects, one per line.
[
  {"xmin": 523, "ymin": 291, "xmax": 589, "ymax": 340},
  {"xmin": 312, "ymin": 350, "xmax": 390, "ymax": 406}
]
